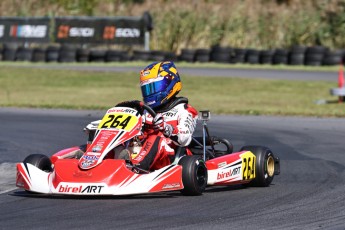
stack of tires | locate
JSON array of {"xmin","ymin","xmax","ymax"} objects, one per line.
[
  {"xmin": 179, "ymin": 49, "xmax": 195, "ymax": 62},
  {"xmin": 245, "ymin": 49, "xmax": 260, "ymax": 64},
  {"xmin": 76, "ymin": 48, "xmax": 90, "ymax": 62},
  {"xmin": 149, "ymin": 50, "xmax": 167, "ymax": 62},
  {"xmin": 230, "ymin": 48, "xmax": 247, "ymax": 64},
  {"xmin": 304, "ymin": 46, "xmax": 328, "ymax": 66},
  {"xmin": 210, "ymin": 46, "xmax": 232, "ymax": 63},
  {"xmin": 32, "ymin": 48, "xmax": 46, "ymax": 62},
  {"xmin": 58, "ymin": 45, "xmax": 77, "ymax": 63},
  {"xmin": 2, "ymin": 43, "xmax": 18, "ymax": 61},
  {"xmin": 288, "ymin": 45, "xmax": 306, "ymax": 65},
  {"xmin": 132, "ymin": 50, "xmax": 151, "ymax": 61},
  {"xmin": 259, "ymin": 50, "xmax": 275, "ymax": 64},
  {"xmin": 46, "ymin": 46, "xmax": 60, "ymax": 62},
  {"xmin": 105, "ymin": 50, "xmax": 130, "ymax": 62},
  {"xmin": 322, "ymin": 49, "xmax": 344, "ymax": 66},
  {"xmin": 272, "ymin": 49, "xmax": 289, "ymax": 65},
  {"xmin": 15, "ymin": 47, "xmax": 33, "ymax": 61},
  {"xmin": 89, "ymin": 49, "xmax": 106, "ymax": 62},
  {"xmin": 194, "ymin": 49, "xmax": 211, "ymax": 63}
]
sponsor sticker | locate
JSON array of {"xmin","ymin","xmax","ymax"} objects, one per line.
[
  {"xmin": 57, "ymin": 183, "xmax": 105, "ymax": 194},
  {"xmin": 10, "ymin": 25, "xmax": 47, "ymax": 38}
]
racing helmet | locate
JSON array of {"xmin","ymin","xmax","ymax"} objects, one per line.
[{"xmin": 140, "ymin": 61, "xmax": 182, "ymax": 108}]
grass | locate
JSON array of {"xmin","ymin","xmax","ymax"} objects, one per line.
[{"xmin": 0, "ymin": 65, "xmax": 344, "ymax": 117}]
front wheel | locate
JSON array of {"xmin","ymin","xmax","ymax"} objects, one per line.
[
  {"xmin": 240, "ymin": 146, "xmax": 277, "ymax": 187},
  {"xmin": 178, "ymin": 155, "xmax": 208, "ymax": 196},
  {"xmin": 23, "ymin": 154, "xmax": 53, "ymax": 172}
]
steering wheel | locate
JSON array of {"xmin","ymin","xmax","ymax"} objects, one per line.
[{"xmin": 115, "ymin": 100, "xmax": 157, "ymax": 118}]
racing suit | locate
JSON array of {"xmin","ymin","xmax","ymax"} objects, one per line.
[{"xmin": 131, "ymin": 97, "xmax": 198, "ymax": 171}]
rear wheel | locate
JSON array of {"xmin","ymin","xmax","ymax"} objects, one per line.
[
  {"xmin": 178, "ymin": 156, "xmax": 208, "ymax": 196},
  {"xmin": 23, "ymin": 154, "xmax": 53, "ymax": 173},
  {"xmin": 240, "ymin": 146, "xmax": 276, "ymax": 187}
]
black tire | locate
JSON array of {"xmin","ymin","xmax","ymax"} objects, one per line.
[
  {"xmin": 305, "ymin": 46, "xmax": 327, "ymax": 66},
  {"xmin": 240, "ymin": 145, "xmax": 276, "ymax": 187},
  {"xmin": 210, "ymin": 46, "xmax": 232, "ymax": 63},
  {"xmin": 46, "ymin": 46, "xmax": 60, "ymax": 62},
  {"xmin": 23, "ymin": 154, "xmax": 53, "ymax": 172},
  {"xmin": 245, "ymin": 49, "xmax": 260, "ymax": 64},
  {"xmin": 15, "ymin": 47, "xmax": 33, "ymax": 61},
  {"xmin": 132, "ymin": 50, "xmax": 151, "ymax": 61},
  {"xmin": 259, "ymin": 50, "xmax": 274, "ymax": 64},
  {"xmin": 3, "ymin": 46, "xmax": 17, "ymax": 61},
  {"xmin": 179, "ymin": 49, "xmax": 196, "ymax": 62},
  {"xmin": 31, "ymin": 48, "xmax": 46, "ymax": 62},
  {"xmin": 272, "ymin": 49, "xmax": 289, "ymax": 65},
  {"xmin": 149, "ymin": 50, "xmax": 167, "ymax": 62},
  {"xmin": 59, "ymin": 45, "xmax": 77, "ymax": 63},
  {"xmin": 195, "ymin": 49, "xmax": 211, "ymax": 63},
  {"xmin": 178, "ymin": 155, "xmax": 208, "ymax": 196},
  {"xmin": 164, "ymin": 52, "xmax": 178, "ymax": 62},
  {"xmin": 76, "ymin": 48, "xmax": 90, "ymax": 62},
  {"xmin": 288, "ymin": 53, "xmax": 305, "ymax": 65},
  {"xmin": 230, "ymin": 48, "xmax": 247, "ymax": 64},
  {"xmin": 106, "ymin": 50, "xmax": 129, "ymax": 62},
  {"xmin": 89, "ymin": 49, "xmax": 106, "ymax": 62},
  {"xmin": 322, "ymin": 50, "xmax": 343, "ymax": 66}
]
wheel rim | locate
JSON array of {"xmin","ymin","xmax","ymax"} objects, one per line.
[
  {"xmin": 266, "ymin": 155, "xmax": 275, "ymax": 177},
  {"xmin": 196, "ymin": 165, "xmax": 207, "ymax": 186}
]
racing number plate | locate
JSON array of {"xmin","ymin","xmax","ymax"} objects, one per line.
[
  {"xmin": 98, "ymin": 109, "xmax": 138, "ymax": 132},
  {"xmin": 241, "ymin": 151, "xmax": 256, "ymax": 180}
]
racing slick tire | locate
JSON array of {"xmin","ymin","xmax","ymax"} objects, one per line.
[
  {"xmin": 23, "ymin": 154, "xmax": 53, "ymax": 173},
  {"xmin": 240, "ymin": 146, "xmax": 276, "ymax": 187},
  {"xmin": 178, "ymin": 156, "xmax": 208, "ymax": 196}
]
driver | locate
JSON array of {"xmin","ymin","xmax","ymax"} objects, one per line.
[{"xmin": 131, "ymin": 61, "xmax": 198, "ymax": 171}]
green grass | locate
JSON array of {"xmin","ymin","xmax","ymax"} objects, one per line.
[{"xmin": 0, "ymin": 65, "xmax": 344, "ymax": 117}]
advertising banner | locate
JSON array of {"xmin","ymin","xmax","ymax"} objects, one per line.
[
  {"xmin": 54, "ymin": 16, "xmax": 145, "ymax": 45},
  {"xmin": 0, "ymin": 17, "xmax": 50, "ymax": 43}
]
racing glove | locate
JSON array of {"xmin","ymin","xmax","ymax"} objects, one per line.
[{"xmin": 153, "ymin": 114, "xmax": 173, "ymax": 137}]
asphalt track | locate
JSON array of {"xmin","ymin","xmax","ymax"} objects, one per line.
[
  {"xmin": 19, "ymin": 64, "xmax": 338, "ymax": 81},
  {"xmin": 0, "ymin": 108, "xmax": 345, "ymax": 230}
]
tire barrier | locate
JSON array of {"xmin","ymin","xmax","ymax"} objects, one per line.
[
  {"xmin": 46, "ymin": 46, "xmax": 60, "ymax": 62},
  {"xmin": 89, "ymin": 49, "xmax": 106, "ymax": 62},
  {"xmin": 322, "ymin": 50, "xmax": 344, "ymax": 66},
  {"xmin": 305, "ymin": 46, "xmax": 328, "ymax": 66},
  {"xmin": 230, "ymin": 48, "xmax": 247, "ymax": 64},
  {"xmin": 32, "ymin": 48, "xmax": 46, "ymax": 62},
  {"xmin": 15, "ymin": 47, "xmax": 33, "ymax": 61},
  {"xmin": 132, "ymin": 50, "xmax": 151, "ymax": 61},
  {"xmin": 58, "ymin": 45, "xmax": 77, "ymax": 63},
  {"xmin": 76, "ymin": 48, "xmax": 90, "ymax": 62},
  {"xmin": 0, "ymin": 44, "xmax": 344, "ymax": 66},
  {"xmin": 179, "ymin": 49, "xmax": 195, "ymax": 62},
  {"xmin": 195, "ymin": 49, "xmax": 211, "ymax": 63},
  {"xmin": 272, "ymin": 49, "xmax": 289, "ymax": 65},
  {"xmin": 245, "ymin": 49, "xmax": 260, "ymax": 64},
  {"xmin": 260, "ymin": 50, "xmax": 274, "ymax": 64},
  {"xmin": 105, "ymin": 50, "xmax": 126, "ymax": 62},
  {"xmin": 210, "ymin": 46, "xmax": 232, "ymax": 63},
  {"xmin": 3, "ymin": 43, "xmax": 18, "ymax": 61},
  {"xmin": 288, "ymin": 45, "xmax": 306, "ymax": 65}
]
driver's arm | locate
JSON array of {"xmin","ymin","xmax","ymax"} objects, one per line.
[{"xmin": 171, "ymin": 105, "xmax": 198, "ymax": 147}]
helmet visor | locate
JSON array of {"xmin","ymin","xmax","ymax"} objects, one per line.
[{"xmin": 141, "ymin": 77, "xmax": 171, "ymax": 97}]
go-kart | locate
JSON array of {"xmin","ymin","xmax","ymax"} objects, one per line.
[{"xmin": 16, "ymin": 101, "xmax": 280, "ymax": 196}]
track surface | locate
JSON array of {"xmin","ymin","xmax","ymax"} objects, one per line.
[
  {"xmin": 1, "ymin": 108, "xmax": 344, "ymax": 230},
  {"xmin": 20, "ymin": 64, "xmax": 337, "ymax": 81}
]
